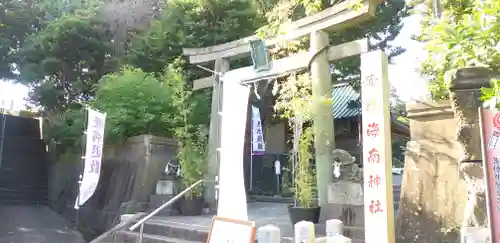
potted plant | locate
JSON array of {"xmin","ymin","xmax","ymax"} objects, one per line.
[
  {"xmin": 288, "ymin": 127, "xmax": 320, "ymax": 225},
  {"xmin": 165, "ymin": 62, "xmax": 208, "ymax": 215},
  {"xmin": 176, "ymin": 125, "xmax": 207, "ymax": 216}
]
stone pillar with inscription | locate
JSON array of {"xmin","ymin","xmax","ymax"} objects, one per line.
[{"xmin": 360, "ymin": 50, "xmax": 395, "ymax": 243}]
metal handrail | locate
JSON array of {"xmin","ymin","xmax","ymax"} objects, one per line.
[
  {"xmin": 129, "ymin": 179, "xmax": 205, "ymax": 231},
  {"xmin": 89, "ymin": 212, "xmax": 145, "ymax": 243}
]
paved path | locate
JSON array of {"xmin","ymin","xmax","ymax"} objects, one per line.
[{"xmin": 0, "ymin": 205, "xmax": 85, "ymax": 243}]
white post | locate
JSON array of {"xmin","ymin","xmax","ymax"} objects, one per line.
[
  {"xmin": 257, "ymin": 225, "xmax": 281, "ymax": 243},
  {"xmin": 294, "ymin": 221, "xmax": 315, "ymax": 243},
  {"xmin": 217, "ymin": 73, "xmax": 251, "ymax": 220},
  {"xmin": 360, "ymin": 50, "xmax": 395, "ymax": 243},
  {"xmin": 325, "ymin": 219, "xmax": 343, "ymax": 236}
]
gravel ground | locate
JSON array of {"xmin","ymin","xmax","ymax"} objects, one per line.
[{"xmin": 0, "ymin": 205, "xmax": 85, "ymax": 243}]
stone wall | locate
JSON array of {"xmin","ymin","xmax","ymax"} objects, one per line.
[
  {"xmin": 47, "ymin": 135, "xmax": 177, "ymax": 238},
  {"xmin": 396, "ymin": 100, "xmax": 467, "ymax": 243}
]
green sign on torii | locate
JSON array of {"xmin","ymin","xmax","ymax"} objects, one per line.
[{"xmin": 249, "ymin": 39, "xmax": 271, "ymax": 72}]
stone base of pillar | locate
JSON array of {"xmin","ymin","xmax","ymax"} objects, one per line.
[
  {"xmin": 203, "ymin": 180, "xmax": 218, "ymax": 214},
  {"xmin": 461, "ymin": 227, "xmax": 490, "ymax": 243}
]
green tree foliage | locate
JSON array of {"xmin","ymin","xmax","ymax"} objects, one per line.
[
  {"xmin": 418, "ymin": 0, "xmax": 500, "ymax": 99},
  {"xmin": 0, "ymin": 0, "xmax": 102, "ymax": 81},
  {"xmin": 330, "ymin": 0, "xmax": 409, "ymax": 82},
  {"xmin": 482, "ymin": 79, "xmax": 500, "ymax": 108},
  {"xmin": 43, "ymin": 64, "xmax": 210, "ymax": 153},
  {"xmin": 391, "ymin": 137, "xmax": 407, "ymax": 167},
  {"xmin": 18, "ymin": 14, "xmax": 117, "ymax": 110},
  {"xmin": 94, "ymin": 64, "xmax": 209, "ymax": 142},
  {"xmin": 0, "ymin": 0, "xmax": 45, "ymax": 79},
  {"xmin": 43, "ymin": 108, "xmax": 86, "ymax": 153},
  {"xmin": 170, "ymin": 62, "xmax": 209, "ymax": 197},
  {"xmin": 93, "ymin": 67, "xmax": 182, "ymax": 142},
  {"xmin": 295, "ymin": 127, "xmax": 315, "ymax": 207},
  {"xmin": 37, "ymin": 0, "xmax": 102, "ymax": 20},
  {"xmin": 259, "ymin": 0, "xmax": 409, "ymax": 82},
  {"xmin": 126, "ymin": 0, "xmax": 266, "ymax": 76},
  {"xmin": 4, "ymin": 0, "xmax": 410, "ymax": 164},
  {"xmin": 176, "ymin": 126, "xmax": 207, "ymax": 198}
]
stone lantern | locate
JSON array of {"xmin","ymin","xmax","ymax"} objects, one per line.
[{"xmin": 448, "ymin": 67, "xmax": 491, "ymax": 231}]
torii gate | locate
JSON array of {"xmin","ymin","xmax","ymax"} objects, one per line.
[{"xmin": 182, "ymin": 0, "xmax": 395, "ymax": 242}]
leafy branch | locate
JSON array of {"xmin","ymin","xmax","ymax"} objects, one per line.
[
  {"xmin": 296, "ymin": 127, "xmax": 315, "ymax": 207},
  {"xmin": 167, "ymin": 60, "xmax": 208, "ymax": 200},
  {"xmin": 418, "ymin": 0, "xmax": 500, "ymax": 100}
]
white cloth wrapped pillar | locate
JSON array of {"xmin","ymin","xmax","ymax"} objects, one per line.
[{"xmin": 216, "ymin": 73, "xmax": 250, "ymax": 220}]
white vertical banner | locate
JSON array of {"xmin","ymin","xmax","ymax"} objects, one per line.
[
  {"xmin": 75, "ymin": 107, "xmax": 106, "ymax": 209},
  {"xmin": 251, "ymin": 106, "xmax": 265, "ymax": 155},
  {"xmin": 217, "ymin": 73, "xmax": 250, "ymax": 220},
  {"xmin": 361, "ymin": 50, "xmax": 395, "ymax": 243}
]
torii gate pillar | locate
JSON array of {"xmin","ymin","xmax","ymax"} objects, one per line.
[
  {"xmin": 205, "ymin": 58, "xmax": 229, "ymax": 213},
  {"xmin": 310, "ymin": 30, "xmax": 335, "ymax": 206}
]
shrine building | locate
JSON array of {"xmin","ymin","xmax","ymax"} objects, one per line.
[{"xmin": 244, "ymin": 82, "xmax": 409, "ymax": 197}]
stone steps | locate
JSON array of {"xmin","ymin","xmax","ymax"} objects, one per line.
[
  {"xmin": 112, "ymin": 219, "xmax": 210, "ymax": 243},
  {"xmin": 116, "ymin": 231, "xmax": 203, "ymax": 243},
  {"xmin": 108, "ymin": 201, "xmax": 375, "ymax": 243},
  {"xmin": 139, "ymin": 220, "xmax": 209, "ymax": 242},
  {"xmin": 0, "ymin": 183, "xmax": 48, "ymax": 205},
  {"xmin": 0, "ymin": 174, "xmax": 49, "ymax": 205},
  {"xmin": 111, "ymin": 218, "xmax": 367, "ymax": 243},
  {"xmin": 343, "ymin": 225, "xmax": 365, "ymax": 241}
]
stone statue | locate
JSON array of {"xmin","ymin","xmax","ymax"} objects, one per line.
[
  {"xmin": 449, "ymin": 67, "xmax": 491, "ymax": 228},
  {"xmin": 328, "ymin": 149, "xmax": 364, "ymax": 211},
  {"xmin": 331, "ymin": 149, "xmax": 363, "ymax": 183},
  {"xmin": 163, "ymin": 157, "xmax": 180, "ymax": 179}
]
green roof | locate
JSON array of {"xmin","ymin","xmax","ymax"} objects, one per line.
[
  {"xmin": 332, "ymin": 83, "xmax": 361, "ymax": 119},
  {"xmin": 332, "ymin": 83, "xmax": 409, "ymax": 135}
]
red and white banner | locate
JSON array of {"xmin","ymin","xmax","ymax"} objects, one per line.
[{"xmin": 480, "ymin": 107, "xmax": 500, "ymax": 243}]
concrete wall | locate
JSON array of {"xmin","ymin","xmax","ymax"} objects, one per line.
[
  {"xmin": 396, "ymin": 100, "xmax": 467, "ymax": 243},
  {"xmin": 47, "ymin": 135, "xmax": 177, "ymax": 237}
]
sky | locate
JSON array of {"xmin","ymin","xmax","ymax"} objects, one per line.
[
  {"xmin": 387, "ymin": 11, "xmax": 429, "ymax": 102},
  {"xmin": 0, "ymin": 8, "xmax": 429, "ymax": 111}
]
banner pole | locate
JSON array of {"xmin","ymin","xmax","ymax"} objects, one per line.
[
  {"xmin": 250, "ymin": 107, "xmax": 254, "ymax": 192},
  {"xmin": 75, "ymin": 106, "xmax": 89, "ymax": 229},
  {"xmin": 0, "ymin": 103, "xmax": 6, "ymax": 170}
]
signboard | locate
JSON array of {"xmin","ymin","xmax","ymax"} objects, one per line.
[
  {"xmin": 480, "ymin": 107, "xmax": 500, "ymax": 243},
  {"xmin": 360, "ymin": 50, "xmax": 395, "ymax": 243},
  {"xmin": 206, "ymin": 216, "xmax": 256, "ymax": 243},
  {"xmin": 75, "ymin": 107, "xmax": 106, "ymax": 208},
  {"xmin": 251, "ymin": 106, "xmax": 265, "ymax": 155}
]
